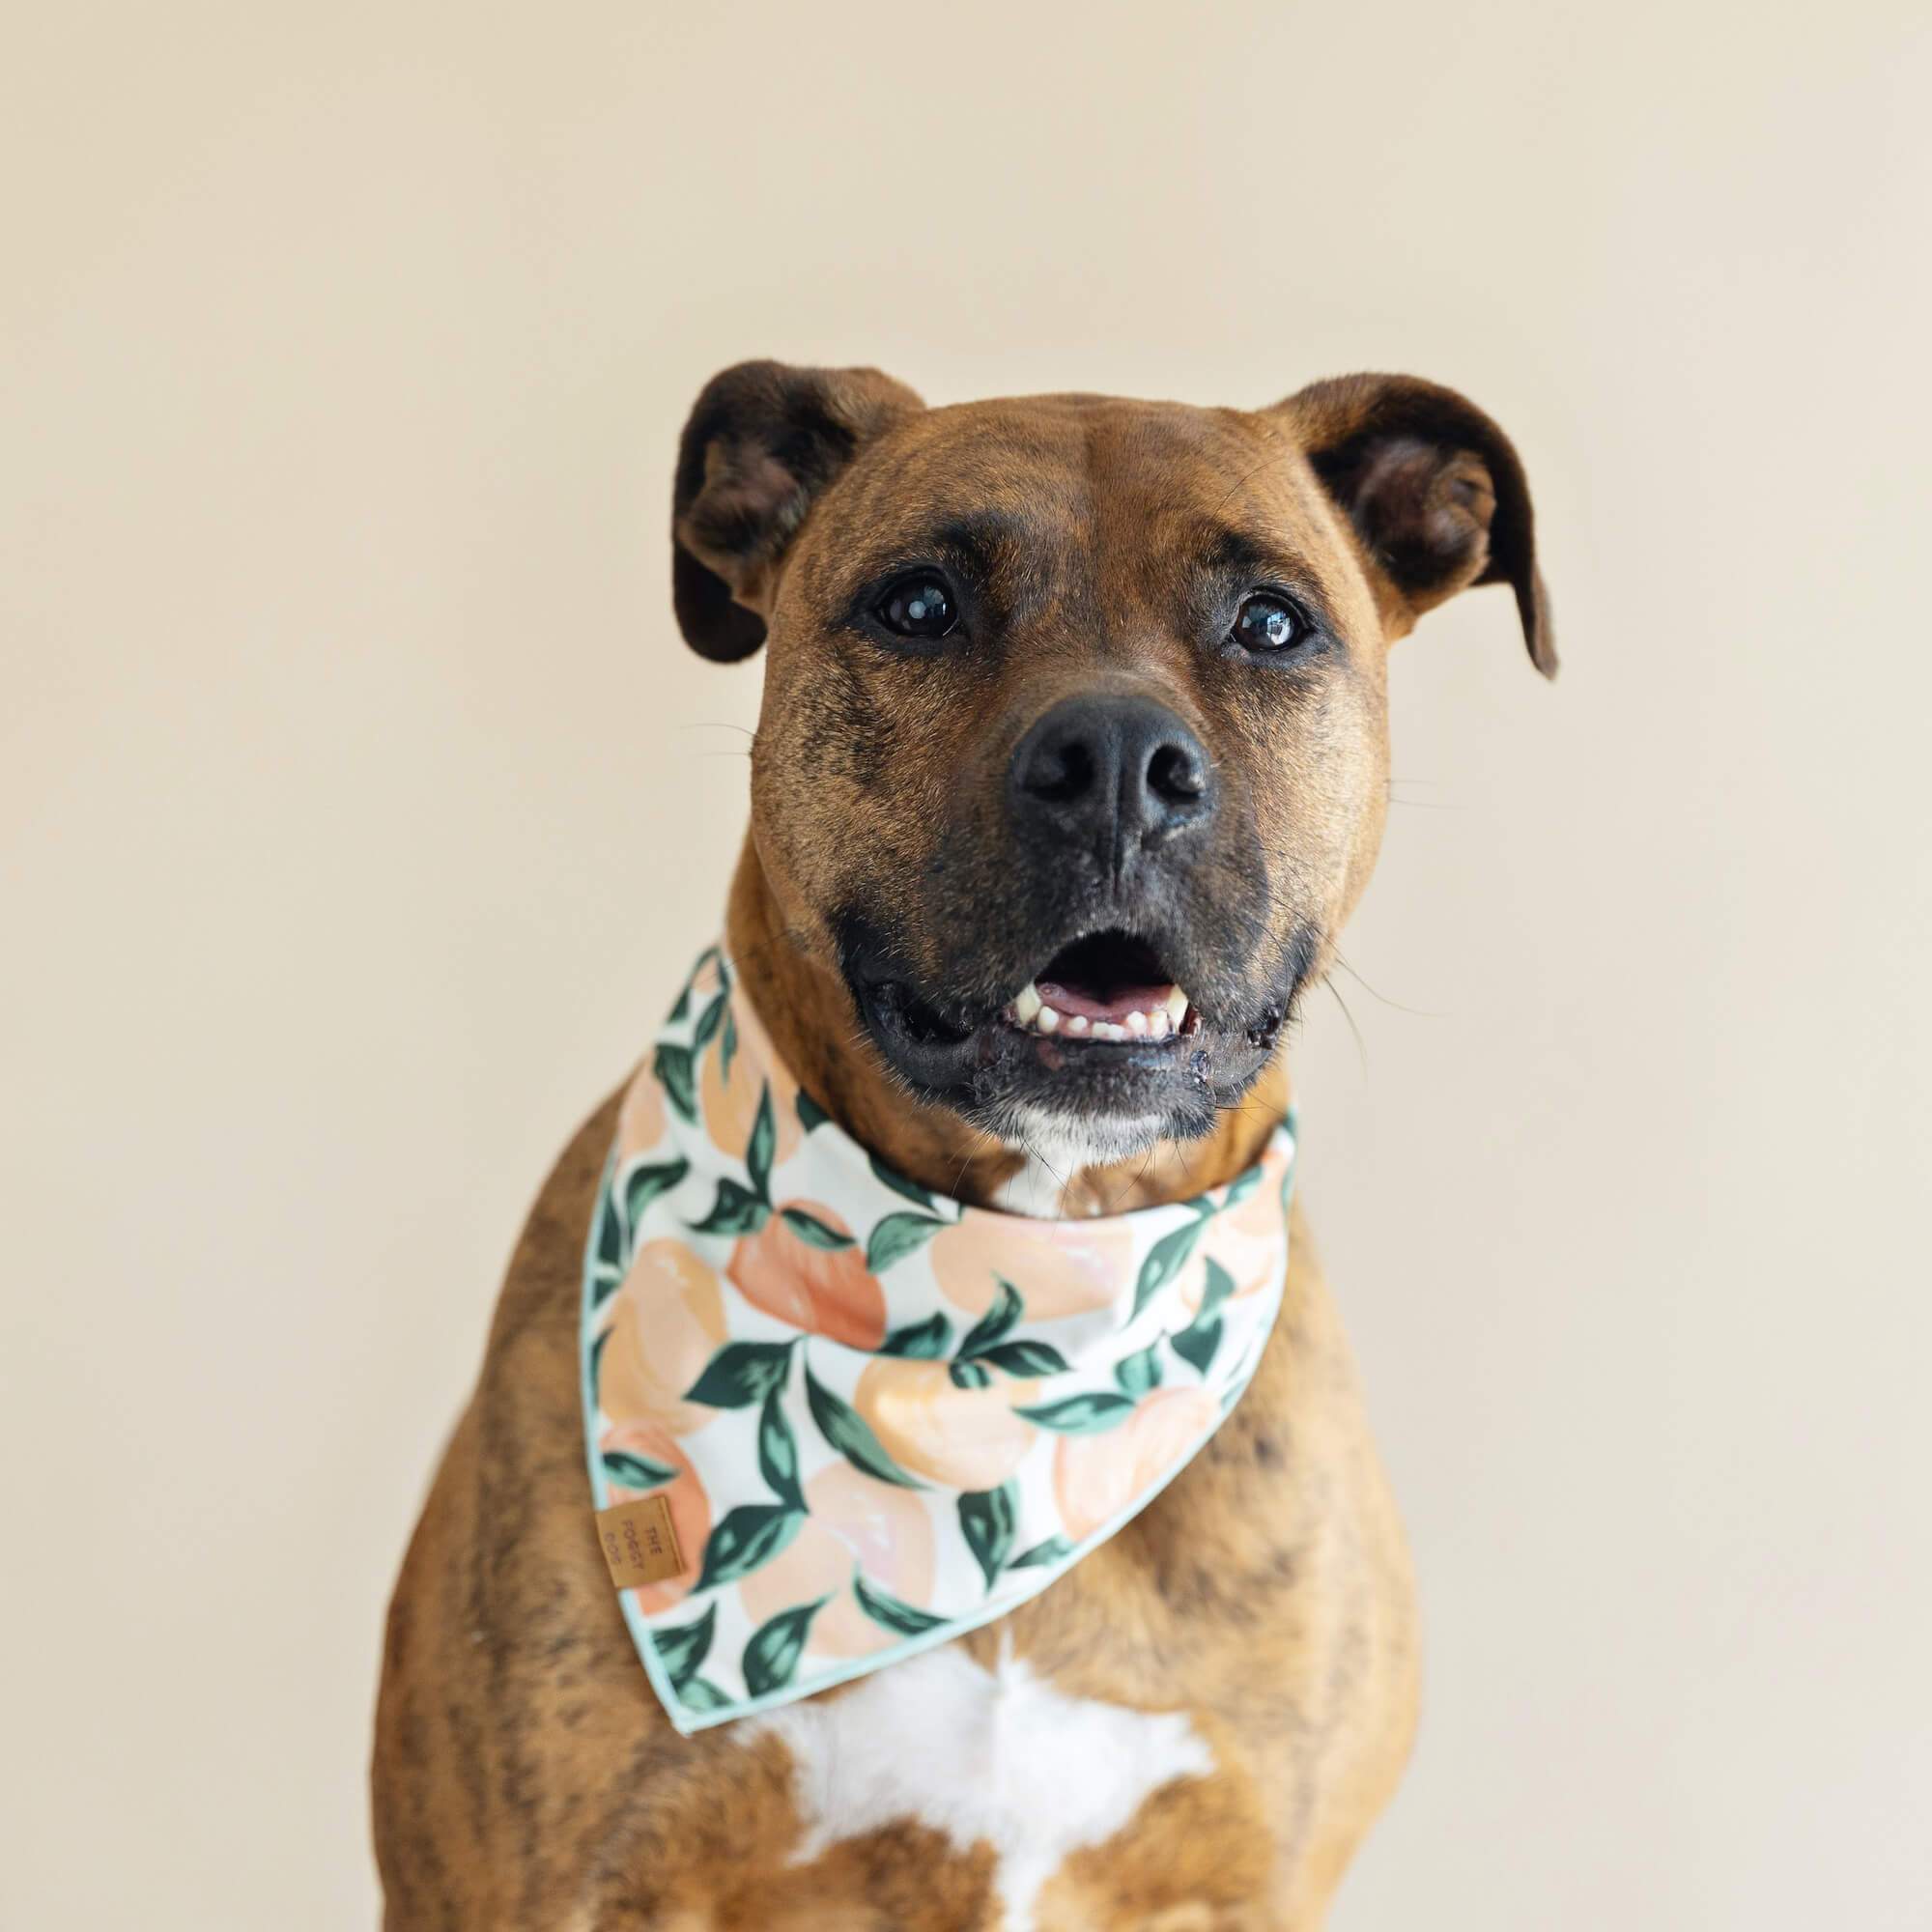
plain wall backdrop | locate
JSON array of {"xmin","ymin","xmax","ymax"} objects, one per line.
[{"xmin": 5, "ymin": 3, "xmax": 1929, "ymax": 1926}]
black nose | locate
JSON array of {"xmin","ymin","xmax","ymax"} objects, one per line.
[{"xmin": 1009, "ymin": 695, "xmax": 1216, "ymax": 870}]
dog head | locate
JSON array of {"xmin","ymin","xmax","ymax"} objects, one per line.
[{"xmin": 672, "ymin": 362, "xmax": 1550, "ymax": 1168}]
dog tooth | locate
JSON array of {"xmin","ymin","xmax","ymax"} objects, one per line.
[
  {"xmin": 1037, "ymin": 1005, "xmax": 1061, "ymax": 1035},
  {"xmin": 1148, "ymin": 1009, "xmax": 1170, "ymax": 1040},
  {"xmin": 1164, "ymin": 986, "xmax": 1189, "ymax": 1023},
  {"xmin": 1094, "ymin": 1021, "xmax": 1126, "ymax": 1042},
  {"xmin": 1013, "ymin": 982, "xmax": 1042, "ymax": 1025},
  {"xmin": 1125, "ymin": 1010, "xmax": 1149, "ymax": 1037},
  {"xmin": 1065, "ymin": 1013, "xmax": 1090, "ymax": 1036}
]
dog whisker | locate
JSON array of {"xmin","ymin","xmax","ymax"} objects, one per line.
[
  {"xmin": 1321, "ymin": 974, "xmax": 1369, "ymax": 1076},
  {"xmin": 1329, "ymin": 950, "xmax": 1444, "ymax": 1020}
]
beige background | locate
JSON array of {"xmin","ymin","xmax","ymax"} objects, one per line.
[{"xmin": 5, "ymin": 3, "xmax": 1929, "ymax": 1926}]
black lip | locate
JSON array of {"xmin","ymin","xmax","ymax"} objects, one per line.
[
  {"xmin": 858, "ymin": 972, "xmax": 1218, "ymax": 1132},
  {"xmin": 840, "ymin": 917, "xmax": 1305, "ymax": 1143}
]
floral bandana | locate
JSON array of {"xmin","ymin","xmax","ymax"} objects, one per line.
[{"xmin": 580, "ymin": 946, "xmax": 1295, "ymax": 1733}]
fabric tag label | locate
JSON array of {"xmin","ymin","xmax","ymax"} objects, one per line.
[{"xmin": 595, "ymin": 1493, "xmax": 684, "ymax": 1589}]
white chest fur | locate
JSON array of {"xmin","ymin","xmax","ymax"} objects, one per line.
[{"xmin": 747, "ymin": 1642, "xmax": 1214, "ymax": 1929}]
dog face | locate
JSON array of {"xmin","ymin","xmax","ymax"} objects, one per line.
[{"xmin": 672, "ymin": 364, "xmax": 1550, "ymax": 1166}]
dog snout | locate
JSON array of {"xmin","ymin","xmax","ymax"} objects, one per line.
[{"xmin": 1008, "ymin": 694, "xmax": 1216, "ymax": 873}]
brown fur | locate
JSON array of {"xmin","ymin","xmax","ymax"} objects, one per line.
[{"xmin": 374, "ymin": 363, "xmax": 1549, "ymax": 1927}]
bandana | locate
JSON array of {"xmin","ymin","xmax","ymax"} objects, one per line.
[{"xmin": 580, "ymin": 945, "xmax": 1295, "ymax": 1732}]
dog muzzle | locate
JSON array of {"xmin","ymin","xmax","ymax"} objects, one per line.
[{"xmin": 582, "ymin": 946, "xmax": 1295, "ymax": 1731}]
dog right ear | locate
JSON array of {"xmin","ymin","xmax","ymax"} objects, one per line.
[
  {"xmin": 1278, "ymin": 373, "xmax": 1555, "ymax": 677},
  {"xmin": 671, "ymin": 360, "xmax": 924, "ymax": 662}
]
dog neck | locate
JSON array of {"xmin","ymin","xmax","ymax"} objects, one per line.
[{"xmin": 724, "ymin": 843, "xmax": 1289, "ymax": 1216}]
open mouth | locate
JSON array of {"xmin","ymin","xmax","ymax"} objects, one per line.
[
  {"xmin": 842, "ymin": 909, "xmax": 1292, "ymax": 1155},
  {"xmin": 1005, "ymin": 930, "xmax": 1199, "ymax": 1044}
]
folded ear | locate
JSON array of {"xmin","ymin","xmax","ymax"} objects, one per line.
[
  {"xmin": 671, "ymin": 359, "xmax": 924, "ymax": 662},
  {"xmin": 1279, "ymin": 373, "xmax": 1555, "ymax": 677}
]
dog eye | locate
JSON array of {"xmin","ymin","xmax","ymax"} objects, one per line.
[
  {"xmin": 875, "ymin": 575, "xmax": 958, "ymax": 640},
  {"xmin": 1230, "ymin": 592, "xmax": 1308, "ymax": 654}
]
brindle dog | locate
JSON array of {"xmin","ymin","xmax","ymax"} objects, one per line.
[{"xmin": 373, "ymin": 362, "xmax": 1552, "ymax": 1930}]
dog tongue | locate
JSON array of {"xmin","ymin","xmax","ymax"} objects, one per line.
[{"xmin": 1035, "ymin": 975, "xmax": 1177, "ymax": 1023}]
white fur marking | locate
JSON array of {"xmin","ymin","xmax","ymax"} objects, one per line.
[
  {"xmin": 991, "ymin": 1144, "xmax": 1074, "ymax": 1216},
  {"xmin": 747, "ymin": 1643, "xmax": 1213, "ymax": 1929},
  {"xmin": 993, "ymin": 1107, "xmax": 1169, "ymax": 1214}
]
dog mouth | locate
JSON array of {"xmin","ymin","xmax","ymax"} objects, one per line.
[
  {"xmin": 846, "ymin": 920, "xmax": 1285, "ymax": 1157},
  {"xmin": 1003, "ymin": 931, "xmax": 1200, "ymax": 1043},
  {"xmin": 863, "ymin": 928, "xmax": 1202, "ymax": 1060}
]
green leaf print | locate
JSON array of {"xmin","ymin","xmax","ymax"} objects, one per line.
[
  {"xmin": 583, "ymin": 1213, "xmax": 622, "ymax": 1306},
  {"xmin": 602, "ymin": 1449, "xmax": 679, "ymax": 1492},
  {"xmin": 594, "ymin": 1188, "xmax": 625, "ymax": 1275},
  {"xmin": 957, "ymin": 1278, "xmax": 1022, "ymax": 1359},
  {"xmin": 1197, "ymin": 1256, "xmax": 1236, "ymax": 1322},
  {"xmin": 692, "ymin": 989, "xmax": 728, "ymax": 1053},
  {"xmin": 653, "ymin": 1042, "xmax": 698, "ymax": 1124},
  {"xmin": 867, "ymin": 1151, "xmax": 937, "ymax": 1211},
  {"xmin": 880, "ymin": 1312, "xmax": 953, "ymax": 1359},
  {"xmin": 1013, "ymin": 1391, "xmax": 1138, "ymax": 1435},
  {"xmin": 852, "ymin": 1571, "xmax": 949, "ymax": 1636},
  {"xmin": 1130, "ymin": 1217, "xmax": 1208, "ymax": 1321},
  {"xmin": 1114, "ymin": 1342, "xmax": 1164, "ymax": 1397},
  {"xmin": 669, "ymin": 947, "xmax": 721, "ymax": 1027},
  {"xmin": 676, "ymin": 1674, "xmax": 730, "ymax": 1713},
  {"xmin": 971, "ymin": 1338, "xmax": 1070, "ymax": 1378},
  {"xmin": 865, "ymin": 1210, "xmax": 947, "ymax": 1274},
  {"xmin": 687, "ymin": 1177, "xmax": 769, "ymax": 1237},
  {"xmin": 719, "ymin": 1004, "xmax": 739, "ymax": 1079},
  {"xmin": 587, "ymin": 1324, "xmax": 611, "ymax": 1396},
  {"xmin": 779, "ymin": 1206, "xmax": 854, "ymax": 1251},
  {"xmin": 948, "ymin": 1359, "xmax": 995, "ymax": 1390},
  {"xmin": 1008, "ymin": 1534, "xmax": 1075, "ymax": 1571},
  {"xmin": 651, "ymin": 1602, "xmax": 716, "ymax": 1690},
  {"xmin": 1171, "ymin": 1314, "xmax": 1224, "ymax": 1378},
  {"xmin": 742, "ymin": 1598, "xmax": 829, "ymax": 1697},
  {"xmin": 796, "ymin": 1090, "xmax": 831, "ymax": 1132},
  {"xmin": 622, "ymin": 1157, "xmax": 689, "ymax": 1231},
  {"xmin": 756, "ymin": 1390, "xmax": 804, "ymax": 1509},
  {"xmin": 684, "ymin": 1340, "xmax": 795, "ymax": 1409},
  {"xmin": 694, "ymin": 1503, "xmax": 804, "ymax": 1592},
  {"xmin": 958, "ymin": 1483, "xmax": 1017, "ymax": 1589},
  {"xmin": 746, "ymin": 1084, "xmax": 777, "ymax": 1202},
  {"xmin": 804, "ymin": 1366, "xmax": 923, "ymax": 1489}
]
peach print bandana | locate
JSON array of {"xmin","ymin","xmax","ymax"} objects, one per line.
[{"xmin": 582, "ymin": 947, "xmax": 1295, "ymax": 1731}]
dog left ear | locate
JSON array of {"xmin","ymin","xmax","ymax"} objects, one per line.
[
  {"xmin": 1278, "ymin": 373, "xmax": 1555, "ymax": 677},
  {"xmin": 672, "ymin": 359, "xmax": 924, "ymax": 662}
]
